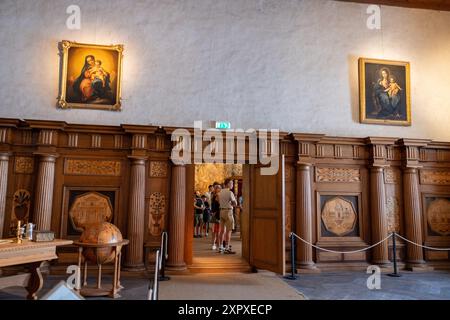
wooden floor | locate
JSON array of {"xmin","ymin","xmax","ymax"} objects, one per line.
[{"xmin": 189, "ymin": 232, "xmax": 252, "ymax": 273}]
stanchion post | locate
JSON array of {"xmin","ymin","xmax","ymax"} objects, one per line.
[
  {"xmin": 159, "ymin": 231, "xmax": 170, "ymax": 281},
  {"xmin": 388, "ymin": 232, "xmax": 401, "ymax": 277},
  {"xmin": 284, "ymin": 232, "xmax": 297, "ymax": 280}
]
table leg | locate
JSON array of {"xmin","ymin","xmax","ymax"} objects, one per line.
[
  {"xmin": 110, "ymin": 247, "xmax": 119, "ymax": 298},
  {"xmin": 118, "ymin": 251, "xmax": 123, "ymax": 289},
  {"xmin": 83, "ymin": 260, "xmax": 88, "ymax": 286},
  {"xmin": 77, "ymin": 247, "xmax": 82, "ymax": 291},
  {"xmin": 25, "ymin": 261, "xmax": 44, "ymax": 300},
  {"xmin": 97, "ymin": 264, "xmax": 102, "ymax": 289}
]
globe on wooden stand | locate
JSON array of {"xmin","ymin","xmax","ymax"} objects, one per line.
[{"xmin": 74, "ymin": 222, "xmax": 129, "ymax": 298}]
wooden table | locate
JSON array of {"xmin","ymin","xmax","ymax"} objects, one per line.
[
  {"xmin": 0, "ymin": 239, "xmax": 73, "ymax": 299},
  {"xmin": 73, "ymin": 240, "xmax": 129, "ymax": 298}
]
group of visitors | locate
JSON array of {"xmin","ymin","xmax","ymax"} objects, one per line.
[{"xmin": 193, "ymin": 178, "xmax": 238, "ymax": 254}]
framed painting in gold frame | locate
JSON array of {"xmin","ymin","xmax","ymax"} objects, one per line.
[
  {"xmin": 58, "ymin": 40, "xmax": 123, "ymax": 111},
  {"xmin": 359, "ymin": 58, "xmax": 411, "ymax": 126}
]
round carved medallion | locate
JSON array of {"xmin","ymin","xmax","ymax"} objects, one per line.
[
  {"xmin": 427, "ymin": 198, "xmax": 450, "ymax": 236},
  {"xmin": 321, "ymin": 197, "xmax": 357, "ymax": 236}
]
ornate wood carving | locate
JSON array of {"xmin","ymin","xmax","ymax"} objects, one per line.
[
  {"xmin": 68, "ymin": 133, "xmax": 78, "ymax": 148},
  {"xmin": 38, "ymin": 130, "xmax": 56, "ymax": 145},
  {"xmin": 420, "ymin": 170, "xmax": 450, "ymax": 185},
  {"xmin": 114, "ymin": 135, "xmax": 123, "ymax": 149},
  {"xmin": 22, "ymin": 130, "xmax": 32, "ymax": 145},
  {"xmin": 149, "ymin": 161, "xmax": 168, "ymax": 177},
  {"xmin": 14, "ymin": 157, "xmax": 34, "ymax": 174},
  {"xmin": 65, "ymin": 159, "xmax": 121, "ymax": 176},
  {"xmin": 149, "ymin": 192, "xmax": 166, "ymax": 236},
  {"xmin": 10, "ymin": 189, "xmax": 31, "ymax": 230},
  {"xmin": 91, "ymin": 135, "xmax": 101, "ymax": 148},
  {"xmin": 427, "ymin": 198, "xmax": 450, "ymax": 236},
  {"xmin": 386, "ymin": 196, "xmax": 400, "ymax": 233},
  {"xmin": 384, "ymin": 168, "xmax": 401, "ymax": 184},
  {"xmin": 0, "ymin": 128, "xmax": 7, "ymax": 143},
  {"xmin": 68, "ymin": 192, "xmax": 113, "ymax": 232},
  {"xmin": 315, "ymin": 167, "xmax": 360, "ymax": 183},
  {"xmin": 321, "ymin": 197, "xmax": 357, "ymax": 236}
]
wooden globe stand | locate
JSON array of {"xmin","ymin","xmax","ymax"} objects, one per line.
[{"xmin": 73, "ymin": 240, "xmax": 129, "ymax": 298}]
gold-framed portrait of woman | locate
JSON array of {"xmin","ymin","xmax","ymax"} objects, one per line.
[
  {"xmin": 359, "ymin": 58, "xmax": 411, "ymax": 126},
  {"xmin": 58, "ymin": 41, "xmax": 123, "ymax": 111}
]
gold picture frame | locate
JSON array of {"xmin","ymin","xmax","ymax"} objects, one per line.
[
  {"xmin": 359, "ymin": 58, "xmax": 411, "ymax": 126},
  {"xmin": 58, "ymin": 40, "xmax": 123, "ymax": 111}
]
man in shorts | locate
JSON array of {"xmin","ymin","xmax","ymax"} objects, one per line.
[{"xmin": 218, "ymin": 178, "xmax": 237, "ymax": 254}]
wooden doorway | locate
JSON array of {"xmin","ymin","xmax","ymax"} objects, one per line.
[{"xmin": 185, "ymin": 163, "xmax": 251, "ymax": 273}]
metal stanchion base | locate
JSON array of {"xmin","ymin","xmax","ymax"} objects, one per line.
[
  {"xmin": 283, "ymin": 275, "xmax": 297, "ymax": 280},
  {"xmin": 158, "ymin": 275, "xmax": 171, "ymax": 281},
  {"xmin": 387, "ymin": 273, "xmax": 401, "ymax": 277}
]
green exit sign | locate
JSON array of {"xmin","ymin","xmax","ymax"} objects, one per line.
[{"xmin": 215, "ymin": 121, "xmax": 231, "ymax": 129}]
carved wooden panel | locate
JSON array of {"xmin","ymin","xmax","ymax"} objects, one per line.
[
  {"xmin": 14, "ymin": 157, "xmax": 34, "ymax": 174},
  {"xmin": 427, "ymin": 198, "xmax": 450, "ymax": 236},
  {"xmin": 68, "ymin": 192, "xmax": 113, "ymax": 232},
  {"xmin": 64, "ymin": 159, "xmax": 121, "ymax": 176},
  {"xmin": 315, "ymin": 167, "xmax": 360, "ymax": 183},
  {"xmin": 386, "ymin": 196, "xmax": 401, "ymax": 233},
  {"xmin": 149, "ymin": 161, "xmax": 168, "ymax": 177},
  {"xmin": 9, "ymin": 189, "xmax": 31, "ymax": 231},
  {"xmin": 420, "ymin": 170, "xmax": 450, "ymax": 185},
  {"xmin": 321, "ymin": 197, "xmax": 357, "ymax": 236},
  {"xmin": 384, "ymin": 168, "xmax": 401, "ymax": 184},
  {"xmin": 334, "ymin": 145, "xmax": 353, "ymax": 158},
  {"xmin": 148, "ymin": 192, "xmax": 166, "ymax": 236},
  {"xmin": 316, "ymin": 144, "xmax": 334, "ymax": 158}
]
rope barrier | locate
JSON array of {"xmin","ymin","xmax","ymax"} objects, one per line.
[
  {"xmin": 290, "ymin": 232, "xmax": 392, "ymax": 254},
  {"xmin": 395, "ymin": 233, "xmax": 450, "ymax": 251},
  {"xmin": 290, "ymin": 232, "xmax": 450, "ymax": 253}
]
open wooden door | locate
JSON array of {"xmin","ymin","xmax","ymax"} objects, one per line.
[{"xmin": 248, "ymin": 157, "xmax": 285, "ymax": 274}]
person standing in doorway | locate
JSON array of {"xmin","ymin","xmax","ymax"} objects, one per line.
[
  {"xmin": 210, "ymin": 183, "xmax": 222, "ymax": 250},
  {"xmin": 218, "ymin": 178, "xmax": 237, "ymax": 254},
  {"xmin": 193, "ymin": 191, "xmax": 204, "ymax": 238}
]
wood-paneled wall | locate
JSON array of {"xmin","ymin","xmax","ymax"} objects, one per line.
[{"xmin": 1, "ymin": 118, "xmax": 449, "ymax": 272}]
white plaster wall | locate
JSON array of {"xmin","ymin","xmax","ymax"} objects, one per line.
[{"xmin": 0, "ymin": 0, "xmax": 450, "ymax": 140}]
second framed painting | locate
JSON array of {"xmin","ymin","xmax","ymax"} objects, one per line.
[{"xmin": 359, "ymin": 58, "xmax": 411, "ymax": 126}]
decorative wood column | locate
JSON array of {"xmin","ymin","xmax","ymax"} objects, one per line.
[
  {"xmin": 369, "ymin": 166, "xmax": 390, "ymax": 265},
  {"xmin": 367, "ymin": 138, "xmax": 396, "ymax": 266},
  {"xmin": 124, "ymin": 157, "xmax": 146, "ymax": 270},
  {"xmin": 296, "ymin": 163, "xmax": 316, "ymax": 270},
  {"xmin": 399, "ymin": 139, "xmax": 430, "ymax": 270},
  {"xmin": 166, "ymin": 163, "xmax": 187, "ymax": 271},
  {"xmin": 34, "ymin": 154, "xmax": 58, "ymax": 231},
  {"xmin": 292, "ymin": 134, "xmax": 323, "ymax": 271},
  {"xmin": 0, "ymin": 153, "xmax": 10, "ymax": 238},
  {"xmin": 402, "ymin": 168, "xmax": 426, "ymax": 267}
]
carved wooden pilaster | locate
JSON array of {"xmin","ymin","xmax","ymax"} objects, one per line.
[
  {"xmin": 369, "ymin": 166, "xmax": 390, "ymax": 265},
  {"xmin": 296, "ymin": 163, "xmax": 316, "ymax": 269},
  {"xmin": 399, "ymin": 139, "xmax": 430, "ymax": 269},
  {"xmin": 34, "ymin": 154, "xmax": 58, "ymax": 231},
  {"xmin": 166, "ymin": 164, "xmax": 187, "ymax": 271},
  {"xmin": 124, "ymin": 157, "xmax": 146, "ymax": 270},
  {"xmin": 402, "ymin": 168, "xmax": 426, "ymax": 266},
  {"xmin": 0, "ymin": 153, "xmax": 10, "ymax": 238}
]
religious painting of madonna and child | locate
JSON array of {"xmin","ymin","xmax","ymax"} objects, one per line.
[
  {"xmin": 359, "ymin": 58, "xmax": 411, "ymax": 126},
  {"xmin": 58, "ymin": 41, "xmax": 123, "ymax": 111}
]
